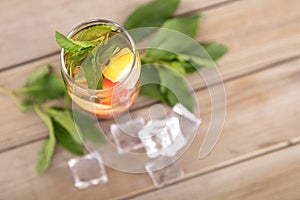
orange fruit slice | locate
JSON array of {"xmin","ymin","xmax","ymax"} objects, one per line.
[{"xmin": 103, "ymin": 48, "xmax": 133, "ymax": 83}]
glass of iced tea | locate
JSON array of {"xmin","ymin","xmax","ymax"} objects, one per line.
[{"xmin": 60, "ymin": 19, "xmax": 141, "ymax": 118}]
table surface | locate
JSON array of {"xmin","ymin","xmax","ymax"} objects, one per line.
[{"xmin": 1, "ymin": 0, "xmax": 300, "ymax": 199}]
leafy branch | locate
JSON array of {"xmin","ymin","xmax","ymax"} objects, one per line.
[
  {"xmin": 0, "ymin": 66, "xmax": 104, "ymax": 174},
  {"xmin": 123, "ymin": 0, "xmax": 227, "ymax": 111}
]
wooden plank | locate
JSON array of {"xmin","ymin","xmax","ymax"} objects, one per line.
[
  {"xmin": 133, "ymin": 144, "xmax": 300, "ymax": 200},
  {"xmin": 193, "ymin": 0, "xmax": 300, "ymax": 85},
  {"xmin": 1, "ymin": 57, "xmax": 300, "ymax": 199},
  {"xmin": 0, "ymin": 0, "xmax": 230, "ymax": 69},
  {"xmin": 1, "ymin": 0, "xmax": 300, "ymax": 152}
]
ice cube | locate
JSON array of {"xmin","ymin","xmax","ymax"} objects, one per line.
[
  {"xmin": 170, "ymin": 103, "xmax": 202, "ymax": 140},
  {"xmin": 68, "ymin": 152, "xmax": 107, "ymax": 189},
  {"xmin": 110, "ymin": 117, "xmax": 145, "ymax": 154},
  {"xmin": 145, "ymin": 156, "xmax": 184, "ymax": 188},
  {"xmin": 138, "ymin": 117, "xmax": 186, "ymax": 158}
]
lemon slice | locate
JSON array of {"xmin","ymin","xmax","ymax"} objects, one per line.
[{"xmin": 103, "ymin": 48, "xmax": 133, "ymax": 82}]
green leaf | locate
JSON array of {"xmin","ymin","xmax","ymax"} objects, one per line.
[
  {"xmin": 161, "ymin": 61, "xmax": 186, "ymax": 76},
  {"xmin": 64, "ymin": 92, "xmax": 72, "ymax": 105},
  {"xmin": 141, "ymin": 56, "xmax": 186, "ymax": 75},
  {"xmin": 139, "ymin": 64, "xmax": 167, "ymax": 103},
  {"xmin": 20, "ymin": 99, "xmax": 34, "ymax": 111},
  {"xmin": 145, "ymin": 14, "xmax": 202, "ymax": 61},
  {"xmin": 124, "ymin": 0, "xmax": 180, "ymax": 29},
  {"xmin": 53, "ymin": 120, "xmax": 83, "ymax": 155},
  {"xmin": 19, "ymin": 74, "xmax": 65, "ymax": 103},
  {"xmin": 157, "ymin": 65, "xmax": 195, "ymax": 111},
  {"xmin": 81, "ymin": 34, "xmax": 126, "ymax": 90},
  {"xmin": 140, "ymin": 84, "xmax": 167, "ymax": 103},
  {"xmin": 46, "ymin": 107, "xmax": 81, "ymax": 144},
  {"xmin": 25, "ymin": 65, "xmax": 51, "ymax": 87},
  {"xmin": 179, "ymin": 53, "xmax": 215, "ymax": 68},
  {"xmin": 55, "ymin": 31, "xmax": 95, "ymax": 53},
  {"xmin": 174, "ymin": 61, "xmax": 198, "ymax": 73},
  {"xmin": 34, "ymin": 106, "xmax": 56, "ymax": 174},
  {"xmin": 72, "ymin": 110, "xmax": 105, "ymax": 144},
  {"xmin": 63, "ymin": 26, "xmax": 113, "ymax": 78},
  {"xmin": 161, "ymin": 14, "xmax": 201, "ymax": 38},
  {"xmin": 81, "ymin": 47, "xmax": 103, "ymax": 90},
  {"xmin": 200, "ymin": 42, "xmax": 228, "ymax": 61},
  {"xmin": 76, "ymin": 25, "xmax": 116, "ymax": 41}
]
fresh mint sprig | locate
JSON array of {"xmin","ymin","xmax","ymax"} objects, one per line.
[
  {"xmin": 127, "ymin": 9, "xmax": 227, "ymax": 111},
  {"xmin": 0, "ymin": 65, "xmax": 104, "ymax": 174},
  {"xmin": 55, "ymin": 25, "xmax": 114, "ymax": 90},
  {"xmin": 55, "ymin": 31, "xmax": 95, "ymax": 53}
]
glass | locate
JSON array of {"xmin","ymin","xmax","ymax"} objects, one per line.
[{"xmin": 60, "ymin": 19, "xmax": 141, "ymax": 118}]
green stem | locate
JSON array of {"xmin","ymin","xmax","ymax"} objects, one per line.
[
  {"xmin": 140, "ymin": 54, "xmax": 156, "ymax": 64},
  {"xmin": 140, "ymin": 54, "xmax": 172, "ymax": 66},
  {"xmin": 0, "ymin": 86, "xmax": 24, "ymax": 110}
]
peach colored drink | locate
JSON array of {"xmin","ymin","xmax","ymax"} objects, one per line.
[{"xmin": 61, "ymin": 19, "xmax": 141, "ymax": 118}]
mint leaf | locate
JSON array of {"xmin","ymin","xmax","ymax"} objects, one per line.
[
  {"xmin": 139, "ymin": 64, "xmax": 195, "ymax": 111},
  {"xmin": 173, "ymin": 61, "xmax": 197, "ymax": 73},
  {"xmin": 34, "ymin": 106, "xmax": 56, "ymax": 174},
  {"xmin": 81, "ymin": 46, "xmax": 103, "ymax": 89},
  {"xmin": 46, "ymin": 107, "xmax": 81, "ymax": 144},
  {"xmin": 161, "ymin": 61, "xmax": 186, "ymax": 75},
  {"xmin": 145, "ymin": 14, "xmax": 201, "ymax": 61},
  {"xmin": 76, "ymin": 25, "xmax": 116, "ymax": 41},
  {"xmin": 200, "ymin": 42, "xmax": 228, "ymax": 61},
  {"xmin": 179, "ymin": 53, "xmax": 215, "ymax": 68},
  {"xmin": 55, "ymin": 31, "xmax": 95, "ymax": 52},
  {"xmin": 157, "ymin": 65, "xmax": 195, "ymax": 111},
  {"xmin": 139, "ymin": 64, "xmax": 167, "ymax": 103},
  {"xmin": 81, "ymin": 34, "xmax": 126, "ymax": 90},
  {"xmin": 124, "ymin": 0, "xmax": 180, "ymax": 29},
  {"xmin": 141, "ymin": 56, "xmax": 186, "ymax": 75},
  {"xmin": 19, "ymin": 99, "xmax": 34, "ymax": 111},
  {"xmin": 171, "ymin": 43, "xmax": 228, "ymax": 72},
  {"xmin": 161, "ymin": 14, "xmax": 201, "ymax": 38},
  {"xmin": 25, "ymin": 65, "xmax": 51, "ymax": 87},
  {"xmin": 73, "ymin": 110, "xmax": 105, "ymax": 144},
  {"xmin": 53, "ymin": 120, "xmax": 83, "ymax": 155},
  {"xmin": 18, "ymin": 65, "xmax": 64, "ymax": 108},
  {"xmin": 19, "ymin": 74, "xmax": 65, "ymax": 103}
]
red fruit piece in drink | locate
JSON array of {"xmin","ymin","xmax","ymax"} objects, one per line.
[
  {"xmin": 103, "ymin": 77, "xmax": 118, "ymax": 89},
  {"xmin": 101, "ymin": 77, "xmax": 128, "ymax": 105}
]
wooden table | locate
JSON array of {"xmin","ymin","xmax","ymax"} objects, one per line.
[{"xmin": 1, "ymin": 0, "xmax": 300, "ymax": 199}]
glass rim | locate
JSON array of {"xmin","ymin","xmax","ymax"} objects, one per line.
[{"xmin": 60, "ymin": 18, "xmax": 138, "ymax": 93}]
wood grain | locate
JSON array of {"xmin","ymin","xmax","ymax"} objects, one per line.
[
  {"xmin": 133, "ymin": 144, "xmax": 300, "ymax": 200},
  {"xmin": 1, "ymin": 0, "xmax": 300, "ymax": 152},
  {"xmin": 1, "ymin": 56, "xmax": 300, "ymax": 199},
  {"xmin": 193, "ymin": 0, "xmax": 300, "ymax": 86},
  {"xmin": 0, "ymin": 0, "xmax": 230, "ymax": 69}
]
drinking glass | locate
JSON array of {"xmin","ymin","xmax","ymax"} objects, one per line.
[{"xmin": 60, "ymin": 19, "xmax": 141, "ymax": 118}]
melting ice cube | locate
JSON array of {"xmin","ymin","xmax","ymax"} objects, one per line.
[
  {"xmin": 145, "ymin": 156, "xmax": 184, "ymax": 188},
  {"xmin": 68, "ymin": 152, "xmax": 107, "ymax": 189},
  {"xmin": 110, "ymin": 117, "xmax": 145, "ymax": 154},
  {"xmin": 138, "ymin": 117, "xmax": 186, "ymax": 158},
  {"xmin": 170, "ymin": 103, "xmax": 202, "ymax": 140}
]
